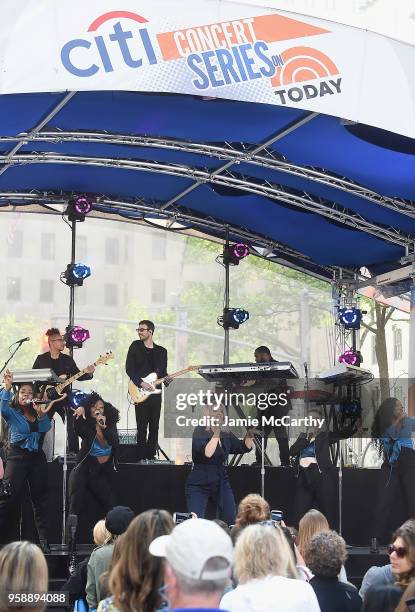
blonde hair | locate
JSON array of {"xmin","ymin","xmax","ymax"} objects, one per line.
[
  {"xmin": 297, "ymin": 509, "xmax": 329, "ymax": 558},
  {"xmin": 0, "ymin": 542, "xmax": 48, "ymax": 612},
  {"xmin": 93, "ymin": 519, "xmax": 111, "ymax": 546},
  {"xmin": 234, "ymin": 524, "xmax": 297, "ymax": 584}
]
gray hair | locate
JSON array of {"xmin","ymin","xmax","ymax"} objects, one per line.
[
  {"xmin": 304, "ymin": 530, "xmax": 347, "ymax": 578},
  {"xmin": 171, "ymin": 557, "xmax": 229, "ymax": 595}
]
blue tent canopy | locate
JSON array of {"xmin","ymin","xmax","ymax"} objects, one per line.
[{"xmin": 0, "ymin": 90, "xmax": 414, "ymax": 280}]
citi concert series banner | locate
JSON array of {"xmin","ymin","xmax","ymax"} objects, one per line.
[{"xmin": 0, "ymin": 0, "xmax": 414, "ymax": 138}]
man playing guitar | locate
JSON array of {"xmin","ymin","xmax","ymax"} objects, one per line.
[
  {"xmin": 125, "ymin": 320, "xmax": 171, "ymax": 463},
  {"xmin": 32, "ymin": 328, "xmax": 95, "ymax": 453}
]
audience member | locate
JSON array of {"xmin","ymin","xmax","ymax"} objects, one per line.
[
  {"xmin": 359, "ymin": 564, "xmax": 395, "ymax": 600},
  {"xmin": 280, "ymin": 524, "xmax": 313, "ymax": 582},
  {"xmin": 220, "ymin": 523, "xmax": 320, "ymax": 612},
  {"xmin": 93, "ymin": 519, "xmax": 111, "ymax": 547},
  {"xmin": 0, "ymin": 541, "xmax": 48, "ymax": 612},
  {"xmin": 297, "ymin": 509, "xmax": 329, "ymax": 558},
  {"xmin": 99, "ymin": 509, "xmax": 174, "ymax": 612},
  {"xmin": 98, "ymin": 533, "xmax": 126, "ymax": 604},
  {"xmin": 362, "ymin": 584, "xmax": 403, "ymax": 611},
  {"xmin": 389, "ymin": 520, "xmax": 415, "ymax": 590},
  {"xmin": 231, "ymin": 493, "xmax": 270, "ymax": 542},
  {"xmin": 150, "ymin": 518, "xmax": 233, "ymax": 611},
  {"xmin": 86, "ymin": 506, "xmax": 134, "ymax": 609},
  {"xmin": 397, "ymin": 580, "xmax": 415, "ymax": 612},
  {"xmin": 305, "ymin": 531, "xmax": 361, "ymax": 612}
]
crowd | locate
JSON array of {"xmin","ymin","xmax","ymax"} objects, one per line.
[{"xmin": 1, "ymin": 494, "xmax": 415, "ymax": 612}]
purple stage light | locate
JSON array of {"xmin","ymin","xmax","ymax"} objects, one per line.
[
  {"xmin": 338, "ymin": 350, "xmax": 358, "ymax": 365},
  {"xmin": 65, "ymin": 326, "xmax": 90, "ymax": 348},
  {"xmin": 74, "ymin": 195, "xmax": 93, "ymax": 215},
  {"xmin": 232, "ymin": 243, "xmax": 249, "ymax": 260}
]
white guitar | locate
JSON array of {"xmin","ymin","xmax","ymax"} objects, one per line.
[{"xmin": 128, "ymin": 366, "xmax": 199, "ymax": 404}]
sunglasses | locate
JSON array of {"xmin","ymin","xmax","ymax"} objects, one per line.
[
  {"xmin": 388, "ymin": 544, "xmax": 407, "ymax": 558},
  {"xmin": 136, "ymin": 328, "xmax": 149, "ymax": 332}
]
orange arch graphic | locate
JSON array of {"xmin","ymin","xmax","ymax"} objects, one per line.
[
  {"xmin": 272, "ymin": 46, "xmax": 338, "ymax": 88},
  {"xmin": 87, "ymin": 11, "xmax": 148, "ymax": 32}
]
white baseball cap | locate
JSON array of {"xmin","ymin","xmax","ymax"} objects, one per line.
[{"xmin": 149, "ymin": 518, "xmax": 233, "ymax": 580}]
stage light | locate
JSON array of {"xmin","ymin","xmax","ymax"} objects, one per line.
[
  {"xmin": 338, "ymin": 350, "xmax": 361, "ymax": 366},
  {"xmin": 71, "ymin": 390, "xmax": 88, "ymax": 408},
  {"xmin": 338, "ymin": 307, "xmax": 362, "ymax": 329},
  {"xmin": 65, "ymin": 325, "xmax": 90, "ymax": 348},
  {"xmin": 222, "ymin": 308, "xmax": 250, "ymax": 329},
  {"xmin": 223, "ymin": 242, "xmax": 250, "ymax": 265},
  {"xmin": 62, "ymin": 263, "xmax": 91, "ymax": 287},
  {"xmin": 65, "ymin": 195, "xmax": 94, "ymax": 222},
  {"xmin": 339, "ymin": 399, "xmax": 361, "ymax": 419}
]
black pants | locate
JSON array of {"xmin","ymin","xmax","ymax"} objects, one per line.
[
  {"xmin": 255, "ymin": 407, "xmax": 290, "ymax": 466},
  {"xmin": 293, "ymin": 464, "xmax": 337, "ymax": 528},
  {"xmin": 69, "ymin": 456, "xmax": 117, "ymax": 518},
  {"xmin": 0, "ymin": 446, "xmax": 48, "ymax": 544},
  {"xmin": 185, "ymin": 465, "xmax": 236, "ymax": 525},
  {"xmin": 374, "ymin": 447, "xmax": 415, "ymax": 543},
  {"xmin": 66, "ymin": 409, "xmax": 79, "ymax": 454},
  {"xmin": 135, "ymin": 395, "xmax": 161, "ymax": 460}
]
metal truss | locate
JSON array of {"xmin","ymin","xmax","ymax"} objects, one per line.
[
  {"xmin": 1, "ymin": 128, "xmax": 414, "ymax": 218},
  {"xmin": 0, "ymin": 189, "xmax": 343, "ymax": 282},
  {"xmin": 0, "ymin": 151, "xmax": 412, "ymax": 247}
]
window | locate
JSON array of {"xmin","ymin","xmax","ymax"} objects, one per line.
[
  {"xmin": 371, "ymin": 335, "xmax": 377, "ymax": 364},
  {"xmin": 7, "ymin": 277, "xmax": 21, "ymax": 301},
  {"xmin": 7, "ymin": 230, "xmax": 23, "ymax": 258},
  {"xmin": 151, "ymin": 279, "xmax": 166, "ymax": 303},
  {"xmin": 394, "ymin": 328, "xmax": 402, "ymax": 361},
  {"xmin": 76, "ymin": 235, "xmax": 88, "ymax": 261},
  {"xmin": 39, "ymin": 279, "xmax": 54, "ymax": 303},
  {"xmin": 105, "ymin": 237, "xmax": 119, "ymax": 264},
  {"xmin": 152, "ymin": 232, "xmax": 166, "ymax": 260},
  {"xmin": 40, "ymin": 233, "xmax": 56, "ymax": 260},
  {"xmin": 104, "ymin": 283, "xmax": 118, "ymax": 307}
]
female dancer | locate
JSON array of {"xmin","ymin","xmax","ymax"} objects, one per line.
[
  {"xmin": 372, "ymin": 397, "xmax": 415, "ymax": 547},
  {"xmin": 68, "ymin": 392, "xmax": 120, "ymax": 536},
  {"xmin": 0, "ymin": 370, "xmax": 52, "ymax": 550},
  {"xmin": 185, "ymin": 405, "xmax": 254, "ymax": 524}
]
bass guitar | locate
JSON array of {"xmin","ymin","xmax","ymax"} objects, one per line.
[
  {"xmin": 40, "ymin": 352, "xmax": 114, "ymax": 413},
  {"xmin": 128, "ymin": 365, "xmax": 199, "ymax": 404}
]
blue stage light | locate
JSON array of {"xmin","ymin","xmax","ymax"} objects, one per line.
[
  {"xmin": 338, "ymin": 307, "xmax": 362, "ymax": 329},
  {"xmin": 222, "ymin": 308, "xmax": 250, "ymax": 329},
  {"xmin": 62, "ymin": 263, "xmax": 91, "ymax": 287},
  {"xmin": 71, "ymin": 390, "xmax": 88, "ymax": 408}
]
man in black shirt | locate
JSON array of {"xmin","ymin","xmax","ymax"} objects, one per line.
[
  {"xmin": 125, "ymin": 320, "xmax": 169, "ymax": 462},
  {"xmin": 32, "ymin": 328, "xmax": 95, "ymax": 453}
]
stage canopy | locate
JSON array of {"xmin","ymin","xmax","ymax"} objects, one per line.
[{"xmin": 0, "ymin": 0, "xmax": 414, "ymax": 282}]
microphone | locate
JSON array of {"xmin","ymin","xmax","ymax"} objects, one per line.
[
  {"xmin": 16, "ymin": 337, "xmax": 30, "ymax": 344},
  {"xmin": 23, "ymin": 399, "xmax": 49, "ymax": 405},
  {"xmin": 304, "ymin": 362, "xmax": 308, "ymax": 375}
]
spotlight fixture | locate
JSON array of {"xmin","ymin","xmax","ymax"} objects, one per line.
[
  {"xmin": 223, "ymin": 242, "xmax": 250, "ymax": 266},
  {"xmin": 220, "ymin": 307, "xmax": 250, "ymax": 330},
  {"xmin": 65, "ymin": 325, "xmax": 90, "ymax": 348},
  {"xmin": 338, "ymin": 350, "xmax": 362, "ymax": 366},
  {"xmin": 338, "ymin": 307, "xmax": 362, "ymax": 330},
  {"xmin": 61, "ymin": 263, "xmax": 91, "ymax": 287},
  {"xmin": 65, "ymin": 195, "xmax": 94, "ymax": 222},
  {"xmin": 339, "ymin": 399, "xmax": 361, "ymax": 419},
  {"xmin": 71, "ymin": 390, "xmax": 88, "ymax": 408}
]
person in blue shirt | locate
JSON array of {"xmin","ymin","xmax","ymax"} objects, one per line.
[
  {"xmin": 0, "ymin": 369, "xmax": 52, "ymax": 550},
  {"xmin": 185, "ymin": 405, "xmax": 254, "ymax": 525},
  {"xmin": 68, "ymin": 392, "xmax": 120, "ymax": 541},
  {"xmin": 372, "ymin": 397, "xmax": 415, "ymax": 547}
]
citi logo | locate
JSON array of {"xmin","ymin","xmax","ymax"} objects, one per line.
[{"xmin": 61, "ymin": 11, "xmax": 158, "ymax": 77}]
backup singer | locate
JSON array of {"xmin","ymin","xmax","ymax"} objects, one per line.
[
  {"xmin": 33, "ymin": 328, "xmax": 95, "ymax": 453},
  {"xmin": 125, "ymin": 320, "xmax": 169, "ymax": 462},
  {"xmin": 371, "ymin": 397, "xmax": 415, "ymax": 547},
  {"xmin": 68, "ymin": 392, "xmax": 120, "ymax": 536},
  {"xmin": 186, "ymin": 405, "xmax": 254, "ymax": 524},
  {"xmin": 289, "ymin": 409, "xmax": 356, "ymax": 528},
  {"xmin": 0, "ymin": 370, "xmax": 52, "ymax": 549}
]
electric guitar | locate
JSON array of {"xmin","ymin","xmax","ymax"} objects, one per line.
[
  {"xmin": 128, "ymin": 365, "xmax": 199, "ymax": 404},
  {"xmin": 40, "ymin": 352, "xmax": 114, "ymax": 413}
]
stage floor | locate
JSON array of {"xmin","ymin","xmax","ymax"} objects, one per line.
[{"xmin": 16, "ymin": 462, "xmax": 407, "ymax": 547}]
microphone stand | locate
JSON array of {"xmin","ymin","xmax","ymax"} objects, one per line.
[{"xmin": 0, "ymin": 339, "xmax": 28, "ymax": 377}]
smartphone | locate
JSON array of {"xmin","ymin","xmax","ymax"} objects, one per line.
[
  {"xmin": 173, "ymin": 512, "xmax": 193, "ymax": 524},
  {"xmin": 271, "ymin": 510, "xmax": 283, "ymax": 523}
]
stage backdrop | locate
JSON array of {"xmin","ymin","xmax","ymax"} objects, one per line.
[{"xmin": 0, "ymin": 0, "xmax": 414, "ymax": 138}]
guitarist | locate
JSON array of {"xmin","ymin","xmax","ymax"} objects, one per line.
[
  {"xmin": 125, "ymin": 320, "xmax": 170, "ymax": 463},
  {"xmin": 32, "ymin": 328, "xmax": 95, "ymax": 453}
]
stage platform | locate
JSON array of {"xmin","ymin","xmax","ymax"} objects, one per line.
[{"xmin": 17, "ymin": 462, "xmax": 406, "ymax": 547}]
